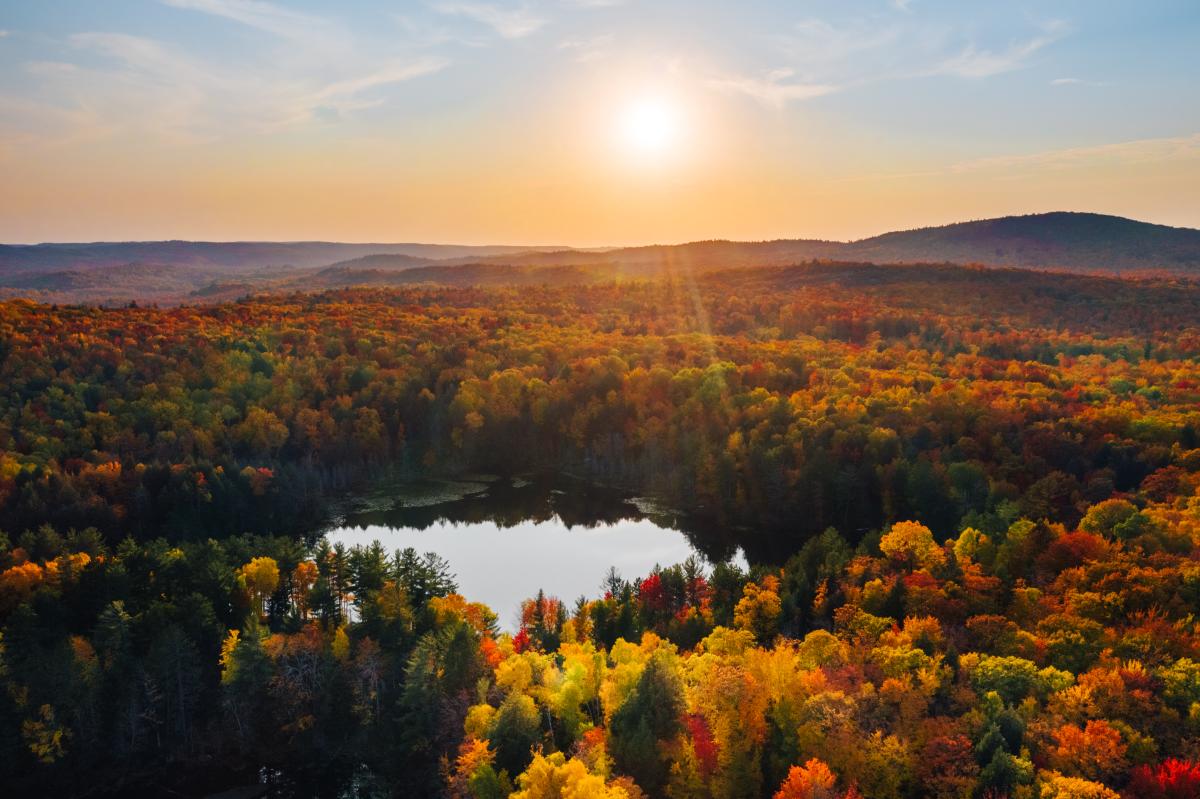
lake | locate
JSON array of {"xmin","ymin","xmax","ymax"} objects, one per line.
[{"xmin": 323, "ymin": 474, "xmax": 747, "ymax": 629}]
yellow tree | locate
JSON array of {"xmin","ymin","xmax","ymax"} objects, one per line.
[
  {"xmin": 879, "ymin": 521, "xmax": 945, "ymax": 571},
  {"xmin": 693, "ymin": 661, "xmax": 771, "ymax": 798},
  {"xmin": 240, "ymin": 556, "xmax": 280, "ymax": 620},
  {"xmin": 734, "ymin": 576, "xmax": 782, "ymax": 643},
  {"xmin": 511, "ymin": 752, "xmax": 630, "ymax": 799},
  {"xmin": 1037, "ymin": 771, "xmax": 1120, "ymax": 799}
]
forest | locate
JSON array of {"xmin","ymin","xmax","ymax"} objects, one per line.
[{"xmin": 3, "ymin": 260, "xmax": 1200, "ymax": 797}]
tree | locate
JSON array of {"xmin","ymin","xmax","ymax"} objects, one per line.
[
  {"xmin": 1048, "ymin": 720, "xmax": 1127, "ymax": 781},
  {"xmin": 219, "ymin": 628, "xmax": 273, "ymax": 748},
  {"xmin": 351, "ymin": 407, "xmax": 388, "ymax": 460},
  {"xmin": 234, "ymin": 407, "xmax": 289, "ymax": 456},
  {"xmin": 967, "ymin": 657, "xmax": 1041, "ymax": 704},
  {"xmin": 734, "ymin": 576, "xmax": 782, "ymax": 643},
  {"xmin": 511, "ymin": 752, "xmax": 629, "ymax": 799},
  {"xmin": 144, "ymin": 625, "xmax": 202, "ymax": 744},
  {"xmin": 394, "ymin": 548, "xmax": 456, "ymax": 606},
  {"xmin": 1037, "ymin": 772, "xmax": 1120, "ymax": 799},
  {"xmin": 490, "ymin": 693, "xmax": 542, "ymax": 779},
  {"xmin": 1080, "ymin": 499, "xmax": 1139, "ymax": 538},
  {"xmin": 774, "ymin": 758, "xmax": 838, "ymax": 799},
  {"xmin": 1126, "ymin": 759, "xmax": 1200, "ymax": 799},
  {"xmin": 239, "ymin": 556, "xmax": 280, "ymax": 620},
  {"xmin": 879, "ymin": 521, "xmax": 945, "ymax": 571},
  {"xmin": 610, "ymin": 651, "xmax": 685, "ymax": 795},
  {"xmin": 1157, "ymin": 658, "xmax": 1200, "ymax": 712},
  {"xmin": 977, "ymin": 748, "xmax": 1033, "ymax": 798},
  {"xmin": 291, "ymin": 560, "xmax": 318, "ymax": 619}
]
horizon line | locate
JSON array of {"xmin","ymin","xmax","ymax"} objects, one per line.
[{"xmin": 2, "ymin": 210, "xmax": 1198, "ymax": 250}]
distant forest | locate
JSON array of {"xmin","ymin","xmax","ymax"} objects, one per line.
[
  {"xmin": 3, "ymin": 212, "xmax": 1200, "ymax": 306},
  {"xmin": 1, "ymin": 262, "xmax": 1196, "ymax": 553}
]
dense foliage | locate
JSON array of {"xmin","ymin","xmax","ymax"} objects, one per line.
[
  {"xmin": 5, "ymin": 496, "xmax": 1200, "ymax": 796},
  {"xmin": 3, "ymin": 262, "xmax": 1200, "ymax": 796},
  {"xmin": 2, "ymin": 264, "xmax": 1199, "ymax": 557}
]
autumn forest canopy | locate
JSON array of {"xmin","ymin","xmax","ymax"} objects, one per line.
[{"xmin": 3, "ymin": 260, "xmax": 1200, "ymax": 798}]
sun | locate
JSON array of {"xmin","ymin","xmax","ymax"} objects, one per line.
[{"xmin": 619, "ymin": 96, "xmax": 680, "ymax": 156}]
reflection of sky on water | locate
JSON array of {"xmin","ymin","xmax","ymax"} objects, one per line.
[{"xmin": 326, "ymin": 516, "xmax": 746, "ymax": 632}]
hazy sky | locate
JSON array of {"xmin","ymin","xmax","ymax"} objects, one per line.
[{"xmin": 1, "ymin": 1, "xmax": 1198, "ymax": 245}]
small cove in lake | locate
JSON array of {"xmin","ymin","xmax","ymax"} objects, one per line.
[{"xmin": 323, "ymin": 474, "xmax": 747, "ymax": 629}]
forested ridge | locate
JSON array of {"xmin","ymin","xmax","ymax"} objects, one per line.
[
  {"xmin": 5, "ymin": 213, "xmax": 1199, "ymax": 308},
  {"xmin": 3, "ymin": 261, "xmax": 1200, "ymax": 796}
]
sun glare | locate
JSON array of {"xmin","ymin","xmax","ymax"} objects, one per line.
[{"xmin": 619, "ymin": 96, "xmax": 680, "ymax": 156}]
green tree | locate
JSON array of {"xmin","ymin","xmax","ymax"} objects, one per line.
[
  {"xmin": 490, "ymin": 693, "xmax": 542, "ymax": 778},
  {"xmin": 610, "ymin": 652, "xmax": 685, "ymax": 794}
]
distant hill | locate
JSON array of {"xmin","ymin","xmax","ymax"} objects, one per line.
[
  {"xmin": 3, "ymin": 212, "xmax": 1199, "ymax": 303},
  {"xmin": 448, "ymin": 238, "xmax": 847, "ymax": 273},
  {"xmin": 319, "ymin": 253, "xmax": 437, "ymax": 271},
  {"xmin": 452, "ymin": 213, "xmax": 1200, "ymax": 275},
  {"xmin": 0, "ymin": 262, "xmax": 212, "ymax": 304},
  {"xmin": 308, "ymin": 240, "xmax": 848, "ymax": 281},
  {"xmin": 0, "ymin": 241, "xmax": 563, "ymax": 276},
  {"xmin": 0, "ymin": 262, "xmax": 189, "ymax": 291},
  {"xmin": 840, "ymin": 212, "xmax": 1200, "ymax": 272},
  {"xmin": 294, "ymin": 263, "xmax": 609, "ymax": 290}
]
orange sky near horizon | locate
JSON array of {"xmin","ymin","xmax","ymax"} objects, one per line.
[{"xmin": 4, "ymin": 119, "xmax": 1198, "ymax": 247}]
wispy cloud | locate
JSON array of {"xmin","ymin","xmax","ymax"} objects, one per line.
[
  {"xmin": 0, "ymin": 92, "xmax": 113, "ymax": 153},
  {"xmin": 50, "ymin": 31, "xmax": 448, "ymax": 140},
  {"xmin": 951, "ymin": 133, "xmax": 1200, "ymax": 174},
  {"xmin": 298, "ymin": 57, "xmax": 449, "ymax": 122},
  {"xmin": 772, "ymin": 17, "xmax": 902, "ymax": 79},
  {"xmin": 432, "ymin": 2, "xmax": 546, "ymax": 39},
  {"xmin": 757, "ymin": 14, "xmax": 1070, "ymax": 105},
  {"xmin": 394, "ymin": 14, "xmax": 486, "ymax": 48},
  {"xmin": 557, "ymin": 34, "xmax": 612, "ymax": 63},
  {"xmin": 930, "ymin": 21, "xmax": 1067, "ymax": 78},
  {"xmin": 0, "ymin": 30, "xmax": 10, "ymax": 38},
  {"xmin": 1051, "ymin": 76, "xmax": 1106, "ymax": 87},
  {"xmin": 837, "ymin": 134, "xmax": 1200, "ymax": 186},
  {"xmin": 707, "ymin": 68, "xmax": 837, "ymax": 109},
  {"xmin": 24, "ymin": 61, "xmax": 80, "ymax": 76},
  {"xmin": 62, "ymin": 32, "xmax": 217, "ymax": 143},
  {"xmin": 71, "ymin": 32, "xmax": 209, "ymax": 85},
  {"xmin": 159, "ymin": 0, "xmax": 335, "ymax": 47}
]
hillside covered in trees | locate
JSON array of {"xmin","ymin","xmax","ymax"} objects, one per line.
[
  {"xmin": 4, "ymin": 213, "xmax": 1199, "ymax": 305},
  {"xmin": 2, "ymin": 261, "xmax": 1200, "ymax": 796}
]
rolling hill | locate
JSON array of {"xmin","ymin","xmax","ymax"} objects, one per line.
[
  {"xmin": 311, "ymin": 212, "xmax": 1200, "ymax": 278},
  {"xmin": 3, "ymin": 212, "xmax": 1198, "ymax": 304},
  {"xmin": 0, "ymin": 241, "xmax": 562, "ymax": 275},
  {"xmin": 444, "ymin": 213, "xmax": 1200, "ymax": 275},
  {"xmin": 840, "ymin": 211, "xmax": 1200, "ymax": 272}
]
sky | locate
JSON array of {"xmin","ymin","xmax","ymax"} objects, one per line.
[{"xmin": 0, "ymin": 0, "xmax": 1198, "ymax": 245}]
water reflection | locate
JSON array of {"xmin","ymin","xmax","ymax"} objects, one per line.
[{"xmin": 325, "ymin": 475, "xmax": 747, "ymax": 629}]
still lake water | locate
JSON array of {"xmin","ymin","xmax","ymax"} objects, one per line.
[{"xmin": 324, "ymin": 475, "xmax": 746, "ymax": 629}]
